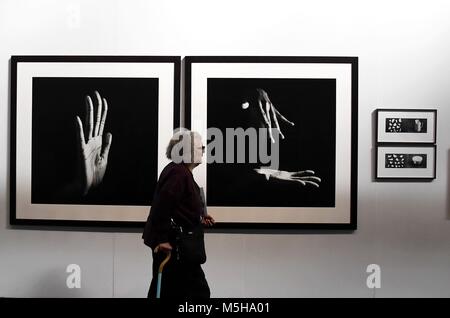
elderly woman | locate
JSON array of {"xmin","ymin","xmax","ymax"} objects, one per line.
[{"xmin": 142, "ymin": 129, "xmax": 215, "ymax": 298}]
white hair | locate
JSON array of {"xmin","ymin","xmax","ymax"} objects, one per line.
[{"xmin": 166, "ymin": 128, "xmax": 202, "ymax": 163}]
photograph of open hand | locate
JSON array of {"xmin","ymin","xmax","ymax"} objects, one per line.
[
  {"xmin": 75, "ymin": 91, "xmax": 112, "ymax": 196},
  {"xmin": 31, "ymin": 77, "xmax": 159, "ymax": 206}
]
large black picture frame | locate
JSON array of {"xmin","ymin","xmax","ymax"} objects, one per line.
[
  {"xmin": 185, "ymin": 56, "xmax": 358, "ymax": 229},
  {"xmin": 10, "ymin": 55, "xmax": 180, "ymax": 227}
]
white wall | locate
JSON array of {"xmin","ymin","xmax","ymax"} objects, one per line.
[{"xmin": 1, "ymin": 0, "xmax": 450, "ymax": 297}]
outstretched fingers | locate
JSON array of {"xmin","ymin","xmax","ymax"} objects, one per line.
[
  {"xmin": 75, "ymin": 116, "xmax": 86, "ymax": 151},
  {"xmin": 93, "ymin": 91, "xmax": 102, "ymax": 137},
  {"xmin": 294, "ymin": 179, "xmax": 306, "ymax": 186},
  {"xmin": 99, "ymin": 98, "xmax": 108, "ymax": 136},
  {"xmin": 85, "ymin": 95, "xmax": 94, "ymax": 139},
  {"xmin": 258, "ymin": 99, "xmax": 270, "ymax": 126},
  {"xmin": 292, "ymin": 176, "xmax": 322, "ymax": 183},
  {"xmin": 264, "ymin": 101, "xmax": 274, "ymax": 142},
  {"xmin": 258, "ymin": 99, "xmax": 275, "ymax": 143},
  {"xmin": 270, "ymin": 102, "xmax": 284, "ymax": 139},
  {"xmin": 293, "ymin": 170, "xmax": 315, "ymax": 176},
  {"xmin": 273, "ymin": 107, "xmax": 295, "ymax": 126},
  {"xmin": 303, "ymin": 180, "xmax": 320, "ymax": 187}
]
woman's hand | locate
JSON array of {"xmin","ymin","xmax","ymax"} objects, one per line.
[
  {"xmin": 154, "ymin": 242, "xmax": 172, "ymax": 254},
  {"xmin": 201, "ymin": 214, "xmax": 215, "ymax": 227}
]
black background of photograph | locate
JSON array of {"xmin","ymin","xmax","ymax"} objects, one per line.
[
  {"xmin": 207, "ymin": 78, "xmax": 336, "ymax": 207},
  {"xmin": 32, "ymin": 77, "xmax": 159, "ymax": 205}
]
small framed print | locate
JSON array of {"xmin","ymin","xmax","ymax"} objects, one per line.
[
  {"xmin": 376, "ymin": 109, "xmax": 437, "ymax": 143},
  {"xmin": 376, "ymin": 145, "xmax": 436, "ymax": 180}
]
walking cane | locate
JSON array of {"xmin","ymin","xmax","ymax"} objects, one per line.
[{"xmin": 156, "ymin": 251, "xmax": 172, "ymax": 298}]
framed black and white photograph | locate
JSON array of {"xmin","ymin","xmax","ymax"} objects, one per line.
[
  {"xmin": 185, "ymin": 56, "xmax": 358, "ymax": 229},
  {"xmin": 10, "ymin": 56, "xmax": 180, "ymax": 226},
  {"xmin": 376, "ymin": 109, "xmax": 437, "ymax": 143},
  {"xmin": 376, "ymin": 145, "xmax": 436, "ymax": 180}
]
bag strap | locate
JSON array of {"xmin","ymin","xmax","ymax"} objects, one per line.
[{"xmin": 170, "ymin": 218, "xmax": 183, "ymax": 233}]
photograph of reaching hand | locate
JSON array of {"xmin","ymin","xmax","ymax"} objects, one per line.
[
  {"xmin": 240, "ymin": 87, "xmax": 322, "ymax": 188},
  {"xmin": 206, "ymin": 78, "xmax": 336, "ymax": 208},
  {"xmin": 242, "ymin": 88, "xmax": 296, "ymax": 143},
  {"xmin": 254, "ymin": 168, "xmax": 321, "ymax": 187}
]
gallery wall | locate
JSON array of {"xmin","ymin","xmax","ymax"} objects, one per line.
[{"xmin": 1, "ymin": 0, "xmax": 450, "ymax": 297}]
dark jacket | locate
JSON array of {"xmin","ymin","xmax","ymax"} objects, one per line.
[{"xmin": 142, "ymin": 162, "xmax": 204, "ymax": 250}]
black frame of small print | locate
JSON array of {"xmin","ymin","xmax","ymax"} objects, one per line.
[
  {"xmin": 10, "ymin": 55, "xmax": 181, "ymax": 227},
  {"xmin": 375, "ymin": 108, "xmax": 437, "ymax": 181}
]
